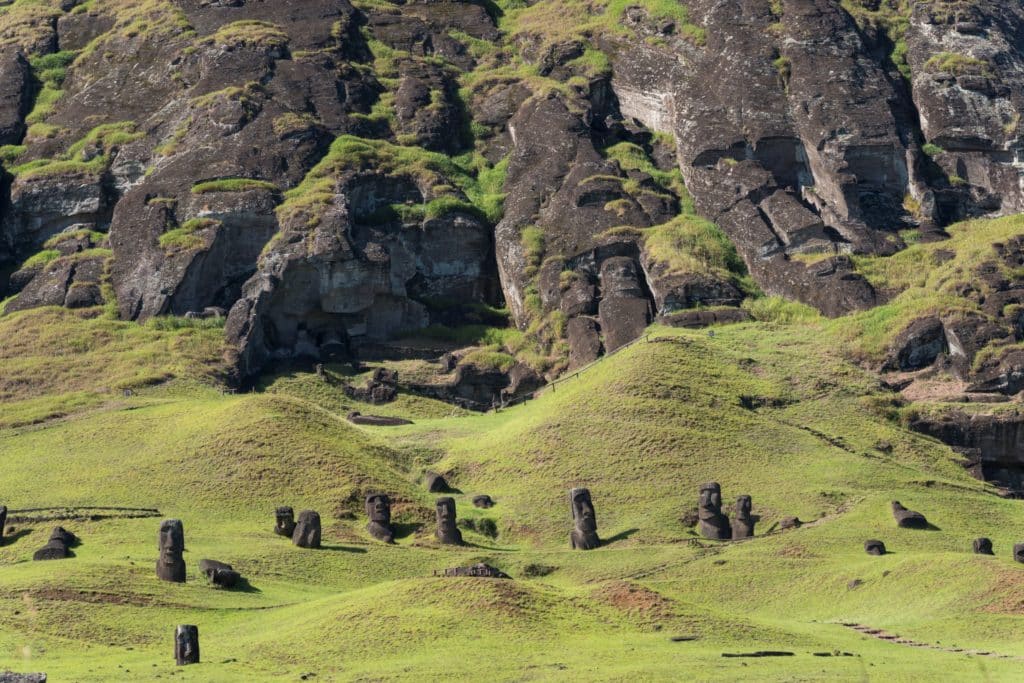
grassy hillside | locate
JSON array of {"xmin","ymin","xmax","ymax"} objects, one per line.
[{"xmin": 1, "ymin": 302, "xmax": 1023, "ymax": 679}]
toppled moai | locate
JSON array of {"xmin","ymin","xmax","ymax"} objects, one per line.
[
  {"xmin": 157, "ymin": 520, "xmax": 186, "ymax": 582},
  {"xmin": 732, "ymin": 495, "xmax": 755, "ymax": 539},
  {"xmin": 365, "ymin": 493, "xmax": 395, "ymax": 543},
  {"xmin": 32, "ymin": 527, "xmax": 78, "ymax": 561},
  {"xmin": 698, "ymin": 483, "xmax": 732, "ymax": 540},
  {"xmin": 292, "ymin": 510, "xmax": 322, "ymax": 549},
  {"xmin": 424, "ymin": 471, "xmax": 450, "ymax": 493},
  {"xmin": 891, "ymin": 501, "xmax": 929, "ymax": 529},
  {"xmin": 864, "ymin": 539, "xmax": 886, "ymax": 556},
  {"xmin": 174, "ymin": 625, "xmax": 199, "ymax": 665},
  {"xmin": 435, "ymin": 497, "xmax": 463, "ymax": 545},
  {"xmin": 199, "ymin": 559, "xmax": 241, "ymax": 589},
  {"xmin": 472, "ymin": 495, "xmax": 495, "ymax": 509},
  {"xmin": 569, "ymin": 488, "xmax": 600, "ymax": 550},
  {"xmin": 973, "ymin": 537, "xmax": 994, "ymax": 555},
  {"xmin": 434, "ymin": 562, "xmax": 510, "ymax": 579},
  {"xmin": 274, "ymin": 506, "xmax": 296, "ymax": 537}
]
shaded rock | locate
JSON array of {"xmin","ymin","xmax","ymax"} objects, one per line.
[
  {"xmin": 891, "ymin": 501, "xmax": 929, "ymax": 529},
  {"xmin": 882, "ymin": 318, "xmax": 946, "ymax": 371},
  {"xmin": 435, "ymin": 562, "xmax": 510, "ymax": 579},
  {"xmin": 472, "ymin": 494, "xmax": 495, "ymax": 509},
  {"xmin": 567, "ymin": 316, "xmax": 602, "ymax": 370},
  {"xmin": 346, "ymin": 411, "xmax": 413, "ymax": 426},
  {"xmin": 199, "ymin": 559, "xmax": 241, "ymax": 589},
  {"xmin": 864, "ymin": 539, "xmax": 887, "ymax": 556},
  {"xmin": 0, "ymin": 49, "xmax": 30, "ymax": 146},
  {"xmin": 658, "ymin": 308, "xmax": 752, "ymax": 329},
  {"xmin": 973, "ymin": 537, "xmax": 994, "ymax": 555},
  {"xmin": 424, "ymin": 471, "xmax": 450, "ymax": 493}
]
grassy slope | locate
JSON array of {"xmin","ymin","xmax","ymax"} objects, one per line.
[{"xmin": 1, "ymin": 310, "xmax": 1023, "ymax": 680}]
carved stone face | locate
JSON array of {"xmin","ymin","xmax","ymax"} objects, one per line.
[
  {"xmin": 366, "ymin": 494, "xmax": 391, "ymax": 524},
  {"xmin": 735, "ymin": 495, "xmax": 752, "ymax": 519},
  {"xmin": 158, "ymin": 520, "xmax": 184, "ymax": 559},
  {"xmin": 700, "ymin": 483, "xmax": 724, "ymax": 509},
  {"xmin": 436, "ymin": 497, "xmax": 456, "ymax": 527},
  {"xmin": 570, "ymin": 488, "xmax": 597, "ymax": 533}
]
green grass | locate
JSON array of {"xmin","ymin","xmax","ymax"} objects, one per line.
[
  {"xmin": 3, "ymin": 301, "xmax": 1024, "ymax": 679},
  {"xmin": 191, "ymin": 178, "xmax": 279, "ymax": 195}
]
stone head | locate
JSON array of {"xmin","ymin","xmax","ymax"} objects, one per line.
[
  {"xmin": 699, "ymin": 482, "xmax": 722, "ymax": 513},
  {"xmin": 735, "ymin": 495, "xmax": 752, "ymax": 518},
  {"xmin": 570, "ymin": 488, "xmax": 596, "ymax": 533},
  {"xmin": 366, "ymin": 493, "xmax": 391, "ymax": 524},
  {"xmin": 158, "ymin": 520, "xmax": 184, "ymax": 555},
  {"xmin": 1015, "ymin": 543, "xmax": 1024, "ymax": 564},
  {"xmin": 436, "ymin": 497, "xmax": 456, "ymax": 526},
  {"xmin": 973, "ymin": 537, "xmax": 993, "ymax": 555},
  {"xmin": 275, "ymin": 506, "xmax": 294, "ymax": 530}
]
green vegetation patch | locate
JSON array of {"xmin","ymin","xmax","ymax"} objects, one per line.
[{"xmin": 191, "ymin": 178, "xmax": 279, "ymax": 194}]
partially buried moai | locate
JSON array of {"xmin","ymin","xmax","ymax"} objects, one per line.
[
  {"xmin": 157, "ymin": 519, "xmax": 186, "ymax": 583},
  {"xmin": 175, "ymin": 625, "xmax": 199, "ymax": 665},
  {"xmin": 365, "ymin": 493, "xmax": 394, "ymax": 543},
  {"xmin": 435, "ymin": 497, "xmax": 463, "ymax": 545},
  {"xmin": 292, "ymin": 510, "xmax": 321, "ymax": 548},
  {"xmin": 274, "ymin": 506, "xmax": 295, "ymax": 537},
  {"xmin": 569, "ymin": 487, "xmax": 600, "ymax": 550},
  {"xmin": 1015, "ymin": 543, "xmax": 1024, "ymax": 564},
  {"xmin": 732, "ymin": 495, "xmax": 755, "ymax": 539},
  {"xmin": 698, "ymin": 482, "xmax": 732, "ymax": 540},
  {"xmin": 973, "ymin": 537, "xmax": 994, "ymax": 555}
]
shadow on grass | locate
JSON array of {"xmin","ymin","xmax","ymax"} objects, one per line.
[
  {"xmin": 319, "ymin": 544, "xmax": 368, "ymax": 554},
  {"xmin": 603, "ymin": 528, "xmax": 640, "ymax": 545},
  {"xmin": 229, "ymin": 578, "xmax": 261, "ymax": 593},
  {"xmin": 392, "ymin": 522, "xmax": 423, "ymax": 540},
  {"xmin": 1, "ymin": 528, "xmax": 32, "ymax": 545}
]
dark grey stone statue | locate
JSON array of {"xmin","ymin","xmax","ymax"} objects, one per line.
[
  {"xmin": 569, "ymin": 488, "xmax": 600, "ymax": 550},
  {"xmin": 891, "ymin": 501, "xmax": 929, "ymax": 529},
  {"xmin": 864, "ymin": 539, "xmax": 886, "ymax": 556},
  {"xmin": 435, "ymin": 497, "xmax": 463, "ymax": 545},
  {"xmin": 157, "ymin": 520, "xmax": 186, "ymax": 582},
  {"xmin": 174, "ymin": 625, "xmax": 199, "ymax": 665},
  {"xmin": 365, "ymin": 493, "xmax": 394, "ymax": 543},
  {"xmin": 732, "ymin": 495, "xmax": 755, "ymax": 539},
  {"xmin": 292, "ymin": 510, "xmax": 321, "ymax": 548},
  {"xmin": 274, "ymin": 506, "xmax": 295, "ymax": 537},
  {"xmin": 33, "ymin": 526, "xmax": 78, "ymax": 561},
  {"xmin": 199, "ymin": 559, "xmax": 241, "ymax": 588},
  {"xmin": 698, "ymin": 482, "xmax": 731, "ymax": 540},
  {"xmin": 973, "ymin": 537, "xmax": 994, "ymax": 555},
  {"xmin": 1015, "ymin": 543, "xmax": 1024, "ymax": 564}
]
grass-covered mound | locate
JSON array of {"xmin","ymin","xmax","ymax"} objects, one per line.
[{"xmin": 1, "ymin": 308, "xmax": 1023, "ymax": 679}]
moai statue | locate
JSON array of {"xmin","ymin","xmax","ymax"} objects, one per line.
[
  {"xmin": 569, "ymin": 488, "xmax": 600, "ymax": 550},
  {"xmin": 891, "ymin": 501, "xmax": 929, "ymax": 529},
  {"xmin": 365, "ymin": 493, "xmax": 395, "ymax": 543},
  {"xmin": 732, "ymin": 495, "xmax": 755, "ymax": 539},
  {"xmin": 698, "ymin": 483, "xmax": 732, "ymax": 540},
  {"xmin": 199, "ymin": 559, "xmax": 241, "ymax": 589},
  {"xmin": 1015, "ymin": 543, "xmax": 1024, "ymax": 564},
  {"xmin": 0, "ymin": 505, "xmax": 7, "ymax": 545},
  {"xmin": 435, "ymin": 497, "xmax": 463, "ymax": 545},
  {"xmin": 274, "ymin": 506, "xmax": 296, "ymax": 537},
  {"xmin": 33, "ymin": 526, "xmax": 78, "ymax": 561},
  {"xmin": 157, "ymin": 519, "xmax": 186, "ymax": 583},
  {"xmin": 174, "ymin": 625, "xmax": 200, "ymax": 665},
  {"xmin": 973, "ymin": 537, "xmax": 994, "ymax": 555},
  {"xmin": 864, "ymin": 539, "xmax": 886, "ymax": 556},
  {"xmin": 292, "ymin": 510, "xmax": 321, "ymax": 548}
]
